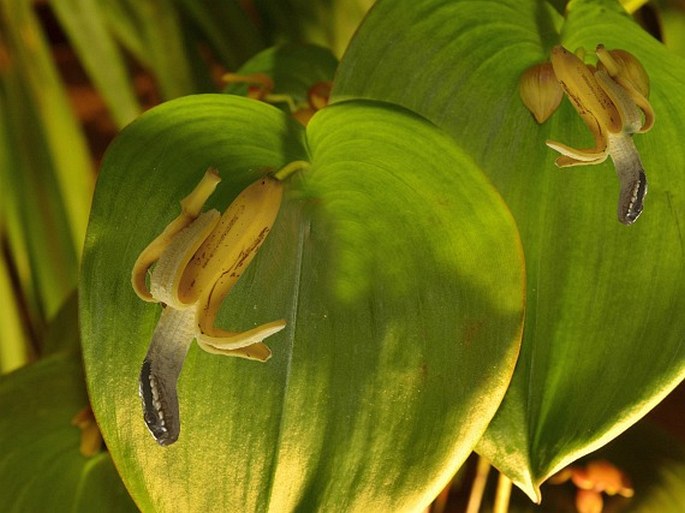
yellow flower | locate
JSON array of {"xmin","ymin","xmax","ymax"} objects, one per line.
[
  {"xmin": 131, "ymin": 169, "xmax": 286, "ymax": 445},
  {"xmin": 545, "ymin": 45, "xmax": 655, "ymax": 225}
]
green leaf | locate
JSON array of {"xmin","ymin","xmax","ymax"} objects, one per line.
[
  {"xmin": 99, "ymin": 0, "xmax": 150, "ymax": 65},
  {"xmin": 0, "ymin": 351, "xmax": 136, "ymax": 512},
  {"xmin": 0, "ymin": 254, "xmax": 28, "ymax": 373},
  {"xmin": 0, "ymin": 20, "xmax": 82, "ymax": 320},
  {"xmin": 101, "ymin": 0, "xmax": 195, "ymax": 99},
  {"xmin": 80, "ymin": 94, "xmax": 524, "ymax": 511},
  {"xmin": 254, "ymin": 0, "xmax": 373, "ymax": 57},
  {"xmin": 0, "ymin": 0, "xmax": 93, "ymax": 262},
  {"xmin": 0, "ymin": 82, "xmax": 29, "ymax": 373},
  {"xmin": 51, "ymin": 0, "xmax": 141, "ymax": 128},
  {"xmin": 43, "ymin": 291, "xmax": 80, "ymax": 356},
  {"xmin": 334, "ymin": 0, "xmax": 685, "ymax": 501}
]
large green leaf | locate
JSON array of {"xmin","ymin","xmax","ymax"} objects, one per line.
[
  {"xmin": 0, "ymin": 351, "xmax": 136, "ymax": 512},
  {"xmin": 80, "ymin": 94, "xmax": 524, "ymax": 511},
  {"xmin": 334, "ymin": 0, "xmax": 685, "ymax": 500}
]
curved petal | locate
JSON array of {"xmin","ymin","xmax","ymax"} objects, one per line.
[
  {"xmin": 195, "ymin": 340, "xmax": 273, "ymax": 361},
  {"xmin": 545, "ymin": 139, "xmax": 609, "ymax": 165},
  {"xmin": 196, "ymin": 320, "xmax": 287, "ymax": 351}
]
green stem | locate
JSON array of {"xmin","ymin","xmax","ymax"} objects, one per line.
[
  {"xmin": 274, "ymin": 160, "xmax": 311, "ymax": 181},
  {"xmin": 493, "ymin": 472, "xmax": 512, "ymax": 513},
  {"xmin": 465, "ymin": 455, "xmax": 491, "ymax": 513}
]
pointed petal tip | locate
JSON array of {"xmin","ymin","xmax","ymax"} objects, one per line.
[
  {"xmin": 519, "ymin": 62, "xmax": 563, "ymax": 124},
  {"xmin": 179, "ymin": 168, "xmax": 222, "ymax": 216},
  {"xmin": 131, "ymin": 264, "xmax": 156, "ymax": 302}
]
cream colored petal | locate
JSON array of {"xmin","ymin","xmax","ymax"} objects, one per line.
[
  {"xmin": 633, "ymin": 94, "xmax": 655, "ymax": 133},
  {"xmin": 195, "ymin": 340, "xmax": 273, "ymax": 361},
  {"xmin": 546, "ymin": 139, "xmax": 609, "ymax": 166},
  {"xmin": 554, "ymin": 155, "xmax": 608, "ymax": 167},
  {"xmin": 197, "ymin": 319, "xmax": 286, "ymax": 351},
  {"xmin": 149, "ymin": 210, "xmax": 220, "ymax": 308},
  {"xmin": 131, "ymin": 217, "xmax": 194, "ymax": 302},
  {"xmin": 131, "ymin": 169, "xmax": 221, "ymax": 301},
  {"xmin": 178, "ymin": 176, "xmax": 284, "ymax": 307}
]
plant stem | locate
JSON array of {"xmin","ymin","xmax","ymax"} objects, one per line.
[
  {"xmin": 493, "ymin": 472, "xmax": 512, "ymax": 513},
  {"xmin": 465, "ymin": 456, "xmax": 491, "ymax": 513},
  {"xmin": 274, "ymin": 160, "xmax": 310, "ymax": 181}
]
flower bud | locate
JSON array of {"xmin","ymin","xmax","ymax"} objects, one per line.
[{"xmin": 519, "ymin": 61, "xmax": 564, "ymax": 123}]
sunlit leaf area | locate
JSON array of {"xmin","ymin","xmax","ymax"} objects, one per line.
[{"xmin": 2, "ymin": 1, "xmax": 684, "ymax": 512}]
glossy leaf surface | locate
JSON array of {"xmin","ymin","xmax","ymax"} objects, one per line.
[
  {"xmin": 80, "ymin": 94, "xmax": 524, "ymax": 511},
  {"xmin": 334, "ymin": 0, "xmax": 685, "ymax": 500}
]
